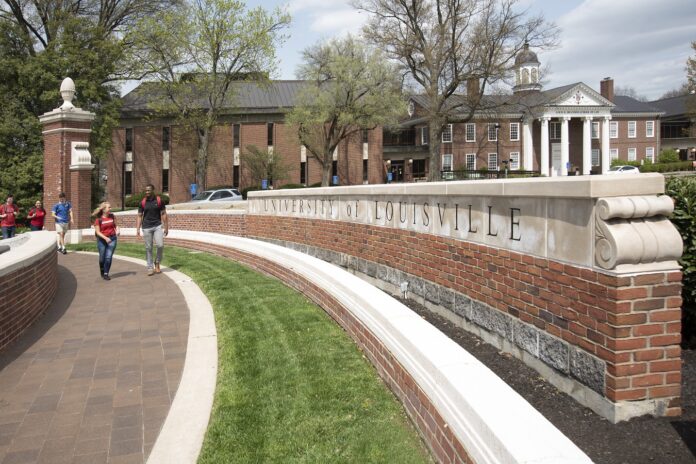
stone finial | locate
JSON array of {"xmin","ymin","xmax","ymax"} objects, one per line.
[{"xmin": 59, "ymin": 77, "xmax": 76, "ymax": 111}]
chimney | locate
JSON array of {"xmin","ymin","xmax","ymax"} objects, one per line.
[
  {"xmin": 600, "ymin": 77, "xmax": 614, "ymax": 102},
  {"xmin": 467, "ymin": 77, "xmax": 480, "ymax": 98}
]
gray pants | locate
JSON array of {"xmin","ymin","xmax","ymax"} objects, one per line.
[{"xmin": 143, "ymin": 225, "xmax": 164, "ymax": 269}]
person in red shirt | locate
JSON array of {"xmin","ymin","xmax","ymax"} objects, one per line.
[
  {"xmin": 0, "ymin": 195, "xmax": 19, "ymax": 239},
  {"xmin": 93, "ymin": 202, "xmax": 120, "ymax": 280},
  {"xmin": 27, "ymin": 200, "xmax": 46, "ymax": 231}
]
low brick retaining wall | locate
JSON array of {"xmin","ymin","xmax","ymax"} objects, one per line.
[
  {"xmin": 113, "ymin": 175, "xmax": 683, "ymax": 422},
  {"xmin": 0, "ymin": 232, "xmax": 58, "ymax": 352}
]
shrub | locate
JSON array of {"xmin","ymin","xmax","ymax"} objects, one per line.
[
  {"xmin": 641, "ymin": 161, "xmax": 694, "ymax": 173},
  {"xmin": 611, "ymin": 159, "xmax": 642, "ymax": 167},
  {"xmin": 278, "ymin": 183, "xmax": 308, "ymax": 190},
  {"xmin": 241, "ymin": 187, "xmax": 260, "ymax": 199},
  {"xmin": 665, "ymin": 176, "xmax": 696, "ymax": 347},
  {"xmin": 658, "ymin": 149, "xmax": 680, "ymax": 164},
  {"xmin": 125, "ymin": 191, "xmax": 170, "ymax": 208}
]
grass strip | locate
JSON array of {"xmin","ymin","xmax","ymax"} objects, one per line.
[{"xmin": 70, "ymin": 243, "xmax": 432, "ymax": 464}]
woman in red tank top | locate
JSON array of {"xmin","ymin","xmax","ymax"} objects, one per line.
[
  {"xmin": 93, "ymin": 202, "xmax": 120, "ymax": 280},
  {"xmin": 28, "ymin": 200, "xmax": 46, "ymax": 231}
]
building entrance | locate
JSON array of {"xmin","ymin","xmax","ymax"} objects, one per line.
[{"xmin": 390, "ymin": 160, "xmax": 405, "ymax": 182}]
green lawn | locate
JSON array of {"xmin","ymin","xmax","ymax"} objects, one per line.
[{"xmin": 70, "ymin": 243, "xmax": 432, "ymax": 464}]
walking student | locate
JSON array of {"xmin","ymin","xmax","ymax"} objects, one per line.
[
  {"xmin": 27, "ymin": 200, "xmax": 46, "ymax": 231},
  {"xmin": 0, "ymin": 194, "xmax": 19, "ymax": 239},
  {"xmin": 94, "ymin": 202, "xmax": 119, "ymax": 280},
  {"xmin": 136, "ymin": 184, "xmax": 168, "ymax": 276},
  {"xmin": 52, "ymin": 192, "xmax": 73, "ymax": 254}
]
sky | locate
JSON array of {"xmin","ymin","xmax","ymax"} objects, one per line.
[{"xmin": 243, "ymin": 0, "xmax": 696, "ymax": 101}]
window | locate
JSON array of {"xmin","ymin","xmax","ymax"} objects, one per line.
[
  {"xmin": 233, "ymin": 124, "xmax": 240, "ymax": 148},
  {"xmin": 465, "ymin": 123, "xmax": 476, "ymax": 142},
  {"xmin": 466, "ymin": 153, "xmax": 476, "ymax": 170},
  {"xmin": 162, "ymin": 169, "xmax": 169, "ymax": 192},
  {"xmin": 332, "ymin": 160, "xmax": 338, "ymax": 178},
  {"xmin": 509, "ymin": 123, "xmax": 519, "ymax": 141},
  {"xmin": 509, "ymin": 152, "xmax": 520, "ymax": 170},
  {"xmin": 610, "ymin": 121, "xmax": 618, "ymax": 139},
  {"xmin": 646, "ymin": 121, "xmax": 655, "ymax": 138},
  {"xmin": 591, "ymin": 122, "xmax": 599, "ymax": 139},
  {"xmin": 362, "ymin": 129, "xmax": 369, "ymax": 144},
  {"xmin": 442, "ymin": 154, "xmax": 453, "ymax": 171},
  {"xmin": 628, "ymin": 147, "xmax": 636, "ymax": 161},
  {"xmin": 421, "ymin": 127, "xmax": 429, "ymax": 145},
  {"xmin": 301, "ymin": 161, "xmax": 307, "ymax": 184},
  {"xmin": 233, "ymin": 165, "xmax": 240, "ymax": 187},
  {"xmin": 488, "ymin": 123, "xmax": 498, "ymax": 141},
  {"xmin": 442, "ymin": 124, "xmax": 452, "ymax": 143},
  {"xmin": 628, "ymin": 121, "xmax": 636, "ymax": 138},
  {"xmin": 591, "ymin": 149, "xmax": 600, "ymax": 166},
  {"xmin": 488, "ymin": 153, "xmax": 498, "ymax": 170},
  {"xmin": 124, "ymin": 171, "xmax": 132, "ymax": 195},
  {"xmin": 550, "ymin": 122, "xmax": 561, "ymax": 140},
  {"xmin": 162, "ymin": 127, "xmax": 170, "ymax": 151},
  {"xmin": 267, "ymin": 123, "xmax": 274, "ymax": 146},
  {"xmin": 610, "ymin": 148, "xmax": 619, "ymax": 160},
  {"xmin": 125, "ymin": 128, "xmax": 133, "ymax": 152},
  {"xmin": 646, "ymin": 147, "xmax": 655, "ymax": 163},
  {"xmin": 412, "ymin": 159, "xmax": 426, "ymax": 178}
]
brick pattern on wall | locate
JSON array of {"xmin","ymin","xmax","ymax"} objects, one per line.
[
  {"xmin": 0, "ymin": 251, "xmax": 58, "ymax": 352},
  {"xmin": 119, "ymin": 236, "xmax": 474, "ymax": 464}
]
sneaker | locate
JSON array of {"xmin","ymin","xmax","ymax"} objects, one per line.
[
  {"xmin": 147, "ymin": 269, "xmax": 154, "ymax": 276},
  {"xmin": 103, "ymin": 275, "xmax": 111, "ymax": 281},
  {"xmin": 61, "ymin": 248, "xmax": 67, "ymax": 255},
  {"xmin": 154, "ymin": 263, "xmax": 161, "ymax": 274}
]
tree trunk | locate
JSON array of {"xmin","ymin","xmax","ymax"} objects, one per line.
[
  {"xmin": 321, "ymin": 160, "xmax": 332, "ymax": 187},
  {"xmin": 196, "ymin": 127, "xmax": 209, "ymax": 190},
  {"xmin": 427, "ymin": 121, "xmax": 444, "ymax": 182}
]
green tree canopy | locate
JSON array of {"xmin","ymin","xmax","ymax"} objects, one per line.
[
  {"xmin": 124, "ymin": 0, "xmax": 290, "ymax": 189},
  {"xmin": 286, "ymin": 35, "xmax": 406, "ymax": 186}
]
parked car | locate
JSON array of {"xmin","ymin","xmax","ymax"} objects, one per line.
[
  {"xmin": 191, "ymin": 188, "xmax": 243, "ymax": 202},
  {"xmin": 606, "ymin": 165, "xmax": 640, "ymax": 175}
]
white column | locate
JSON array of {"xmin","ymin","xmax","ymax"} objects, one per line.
[
  {"xmin": 601, "ymin": 116, "xmax": 611, "ymax": 174},
  {"xmin": 582, "ymin": 116, "xmax": 592, "ymax": 175},
  {"xmin": 540, "ymin": 117, "xmax": 549, "ymax": 176},
  {"xmin": 522, "ymin": 118, "xmax": 533, "ymax": 171},
  {"xmin": 560, "ymin": 116, "xmax": 570, "ymax": 176}
]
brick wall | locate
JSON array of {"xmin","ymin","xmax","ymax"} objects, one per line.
[{"xmin": 0, "ymin": 251, "xmax": 58, "ymax": 352}]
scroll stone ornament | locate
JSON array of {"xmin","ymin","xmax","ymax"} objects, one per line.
[{"xmin": 595, "ymin": 196, "xmax": 683, "ymax": 270}]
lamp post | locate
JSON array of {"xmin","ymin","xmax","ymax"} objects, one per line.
[{"xmin": 121, "ymin": 160, "xmax": 132, "ymax": 211}]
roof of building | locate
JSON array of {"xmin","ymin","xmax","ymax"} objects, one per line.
[
  {"xmin": 515, "ymin": 43, "xmax": 540, "ymax": 65},
  {"xmin": 649, "ymin": 94, "xmax": 693, "ymax": 117},
  {"xmin": 120, "ymin": 80, "xmax": 309, "ymax": 116},
  {"xmin": 611, "ymin": 95, "xmax": 664, "ymax": 114}
]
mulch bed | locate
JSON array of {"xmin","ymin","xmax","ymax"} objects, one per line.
[{"xmin": 392, "ymin": 295, "xmax": 696, "ymax": 464}]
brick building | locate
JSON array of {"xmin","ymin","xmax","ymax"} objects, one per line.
[
  {"xmin": 108, "ymin": 46, "xmax": 664, "ymax": 205},
  {"xmin": 385, "ymin": 45, "xmax": 664, "ymax": 180},
  {"xmin": 650, "ymin": 93, "xmax": 696, "ymax": 160}
]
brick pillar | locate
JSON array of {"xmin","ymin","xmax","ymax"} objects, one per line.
[{"xmin": 38, "ymin": 78, "xmax": 96, "ymax": 239}]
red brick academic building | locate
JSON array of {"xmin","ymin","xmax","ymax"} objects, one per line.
[{"xmin": 107, "ymin": 46, "xmax": 664, "ymax": 204}]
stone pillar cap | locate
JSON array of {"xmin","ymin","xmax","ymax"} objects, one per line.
[{"xmin": 60, "ymin": 77, "xmax": 76, "ymax": 111}]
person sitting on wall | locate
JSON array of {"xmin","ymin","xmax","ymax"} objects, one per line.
[
  {"xmin": 0, "ymin": 194, "xmax": 19, "ymax": 239},
  {"xmin": 27, "ymin": 200, "xmax": 46, "ymax": 231}
]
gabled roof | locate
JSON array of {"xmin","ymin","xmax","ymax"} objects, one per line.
[{"xmin": 120, "ymin": 80, "xmax": 310, "ymax": 116}]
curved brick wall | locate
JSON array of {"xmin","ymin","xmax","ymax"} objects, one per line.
[
  {"xmin": 115, "ymin": 209, "xmax": 682, "ymax": 421},
  {"xmin": 0, "ymin": 233, "xmax": 58, "ymax": 352}
]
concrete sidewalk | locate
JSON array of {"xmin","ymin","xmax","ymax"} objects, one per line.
[{"xmin": 0, "ymin": 252, "xmax": 190, "ymax": 464}]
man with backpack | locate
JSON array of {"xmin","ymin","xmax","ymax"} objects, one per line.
[{"xmin": 135, "ymin": 184, "xmax": 168, "ymax": 276}]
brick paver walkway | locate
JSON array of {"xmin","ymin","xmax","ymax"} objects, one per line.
[{"xmin": 0, "ymin": 252, "xmax": 190, "ymax": 464}]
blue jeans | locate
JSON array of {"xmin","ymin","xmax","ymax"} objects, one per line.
[
  {"xmin": 97, "ymin": 236, "xmax": 117, "ymax": 276},
  {"xmin": 30, "ymin": 225, "xmax": 43, "ymax": 231},
  {"xmin": 2, "ymin": 226, "xmax": 15, "ymax": 239}
]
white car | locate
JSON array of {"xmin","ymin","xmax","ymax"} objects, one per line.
[
  {"xmin": 191, "ymin": 188, "xmax": 243, "ymax": 202},
  {"xmin": 606, "ymin": 165, "xmax": 640, "ymax": 175}
]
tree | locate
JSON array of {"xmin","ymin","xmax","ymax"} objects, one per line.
[
  {"xmin": 243, "ymin": 145, "xmax": 293, "ymax": 188},
  {"xmin": 615, "ymin": 85, "xmax": 647, "ymax": 102},
  {"xmin": 354, "ymin": 0, "xmax": 557, "ymax": 181},
  {"xmin": 286, "ymin": 35, "xmax": 406, "ymax": 186},
  {"xmin": 125, "ymin": 0, "xmax": 290, "ymax": 189}
]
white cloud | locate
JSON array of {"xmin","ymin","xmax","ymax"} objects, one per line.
[{"xmin": 541, "ymin": 0, "xmax": 696, "ymax": 99}]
